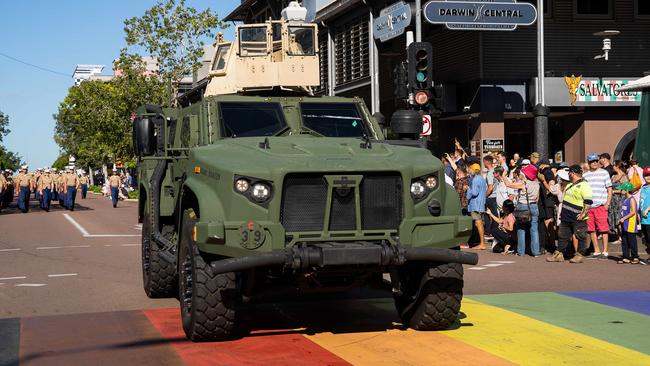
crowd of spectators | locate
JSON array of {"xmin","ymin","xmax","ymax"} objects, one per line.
[{"xmin": 443, "ymin": 140, "xmax": 650, "ymax": 264}]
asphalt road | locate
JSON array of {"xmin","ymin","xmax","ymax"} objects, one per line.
[{"xmin": 1, "ymin": 193, "xmax": 649, "ymax": 365}]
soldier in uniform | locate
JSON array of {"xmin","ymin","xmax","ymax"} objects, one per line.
[
  {"xmin": 79, "ymin": 170, "xmax": 89, "ymax": 199},
  {"xmin": 0, "ymin": 168, "xmax": 6, "ymax": 213},
  {"xmin": 58, "ymin": 171, "xmax": 66, "ymax": 207},
  {"xmin": 51, "ymin": 168, "xmax": 58, "ymax": 201},
  {"xmin": 109, "ymin": 169, "xmax": 121, "ymax": 208},
  {"xmin": 34, "ymin": 168, "xmax": 42, "ymax": 204},
  {"xmin": 15, "ymin": 165, "xmax": 33, "ymax": 213},
  {"xmin": 39, "ymin": 168, "xmax": 55, "ymax": 212},
  {"xmin": 65, "ymin": 167, "xmax": 80, "ymax": 211}
]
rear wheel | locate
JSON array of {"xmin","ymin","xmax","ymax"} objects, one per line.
[
  {"xmin": 142, "ymin": 209, "xmax": 177, "ymax": 298},
  {"xmin": 394, "ymin": 262, "xmax": 463, "ymax": 330},
  {"xmin": 179, "ymin": 209, "xmax": 238, "ymax": 341}
]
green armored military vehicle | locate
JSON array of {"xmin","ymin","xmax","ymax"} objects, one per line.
[{"xmin": 133, "ymin": 8, "xmax": 477, "ymax": 342}]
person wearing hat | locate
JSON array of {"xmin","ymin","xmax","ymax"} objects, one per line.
[
  {"xmin": 57, "ymin": 170, "xmax": 66, "ymax": 207},
  {"xmin": 50, "ymin": 168, "xmax": 58, "ymax": 201},
  {"xmin": 64, "ymin": 167, "xmax": 80, "ymax": 211},
  {"xmin": 547, "ymin": 165, "xmax": 593, "ymax": 263},
  {"xmin": 466, "ymin": 163, "xmax": 488, "ymax": 249},
  {"xmin": 504, "ymin": 164, "xmax": 541, "ymax": 256},
  {"xmin": 33, "ymin": 168, "xmax": 42, "ymax": 204},
  {"xmin": 38, "ymin": 168, "xmax": 55, "ymax": 212},
  {"xmin": 529, "ymin": 152, "xmax": 540, "ymax": 167},
  {"xmin": 79, "ymin": 170, "xmax": 89, "ymax": 199},
  {"xmin": 109, "ymin": 169, "xmax": 122, "ymax": 208},
  {"xmin": 638, "ymin": 166, "xmax": 650, "ymax": 258},
  {"xmin": 617, "ymin": 182, "xmax": 640, "ymax": 264},
  {"xmin": 14, "ymin": 165, "xmax": 33, "ymax": 213},
  {"xmin": 583, "ymin": 153, "xmax": 613, "ymax": 259}
]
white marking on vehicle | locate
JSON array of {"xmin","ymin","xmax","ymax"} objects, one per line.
[
  {"xmin": 467, "ymin": 267, "xmax": 486, "ymax": 270},
  {"xmin": 483, "ymin": 263, "xmax": 504, "ymax": 267},
  {"xmin": 48, "ymin": 273, "xmax": 78, "ymax": 278},
  {"xmin": 15, "ymin": 283, "xmax": 46, "ymax": 287},
  {"xmin": 0, "ymin": 248, "xmax": 21, "ymax": 252},
  {"xmin": 0, "ymin": 276, "xmax": 27, "ymax": 280}
]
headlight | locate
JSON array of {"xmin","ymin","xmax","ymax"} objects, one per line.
[
  {"xmin": 425, "ymin": 175, "xmax": 438, "ymax": 190},
  {"xmin": 251, "ymin": 183, "xmax": 271, "ymax": 201},
  {"xmin": 235, "ymin": 179, "xmax": 250, "ymax": 193},
  {"xmin": 410, "ymin": 181, "xmax": 426, "ymax": 199}
]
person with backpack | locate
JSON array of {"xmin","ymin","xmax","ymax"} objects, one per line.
[{"xmin": 617, "ymin": 182, "xmax": 640, "ymax": 264}]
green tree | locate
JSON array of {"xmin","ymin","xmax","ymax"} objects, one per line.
[
  {"xmin": 51, "ymin": 155, "xmax": 69, "ymax": 170},
  {"xmin": 0, "ymin": 146, "xmax": 22, "ymax": 171},
  {"xmin": 123, "ymin": 0, "xmax": 225, "ymax": 101},
  {"xmin": 54, "ymin": 72, "xmax": 167, "ymax": 168},
  {"xmin": 0, "ymin": 110, "xmax": 10, "ymax": 142}
]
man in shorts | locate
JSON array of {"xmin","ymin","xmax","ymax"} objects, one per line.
[
  {"xmin": 466, "ymin": 163, "xmax": 487, "ymax": 249},
  {"xmin": 583, "ymin": 153, "xmax": 612, "ymax": 259}
]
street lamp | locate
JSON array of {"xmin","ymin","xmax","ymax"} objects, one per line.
[{"xmin": 593, "ymin": 30, "xmax": 620, "ymax": 61}]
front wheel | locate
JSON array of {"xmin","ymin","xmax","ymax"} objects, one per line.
[
  {"xmin": 394, "ymin": 262, "xmax": 464, "ymax": 330},
  {"xmin": 142, "ymin": 210, "xmax": 177, "ymax": 298},
  {"xmin": 179, "ymin": 209, "xmax": 239, "ymax": 342}
]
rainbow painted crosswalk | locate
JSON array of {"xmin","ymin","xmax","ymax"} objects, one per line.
[{"xmin": 3, "ymin": 291, "xmax": 650, "ymax": 365}]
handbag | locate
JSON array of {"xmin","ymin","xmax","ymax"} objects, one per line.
[{"xmin": 513, "ymin": 183, "xmax": 532, "ymax": 224}]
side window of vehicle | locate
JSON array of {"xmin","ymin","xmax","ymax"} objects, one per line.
[{"xmin": 180, "ymin": 116, "xmax": 190, "ymax": 148}]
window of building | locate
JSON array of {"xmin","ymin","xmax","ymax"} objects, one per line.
[
  {"xmin": 574, "ymin": 0, "xmax": 612, "ymax": 18},
  {"xmin": 334, "ymin": 15, "xmax": 370, "ymax": 87},
  {"xmin": 239, "ymin": 27, "xmax": 268, "ymax": 57},
  {"xmin": 636, "ymin": 0, "xmax": 650, "ymax": 17}
]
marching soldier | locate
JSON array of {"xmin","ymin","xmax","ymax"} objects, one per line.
[
  {"xmin": 79, "ymin": 170, "xmax": 89, "ymax": 199},
  {"xmin": 109, "ymin": 169, "xmax": 121, "ymax": 208},
  {"xmin": 15, "ymin": 165, "xmax": 33, "ymax": 213},
  {"xmin": 58, "ymin": 171, "xmax": 66, "ymax": 207},
  {"xmin": 65, "ymin": 167, "xmax": 80, "ymax": 211},
  {"xmin": 39, "ymin": 168, "xmax": 55, "ymax": 212},
  {"xmin": 34, "ymin": 168, "xmax": 42, "ymax": 203},
  {"xmin": 51, "ymin": 168, "xmax": 58, "ymax": 201},
  {"xmin": 0, "ymin": 169, "xmax": 6, "ymax": 212}
]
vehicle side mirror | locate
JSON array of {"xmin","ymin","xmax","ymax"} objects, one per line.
[{"xmin": 133, "ymin": 117, "xmax": 156, "ymax": 156}]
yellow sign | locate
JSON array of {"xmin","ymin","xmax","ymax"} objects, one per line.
[{"xmin": 564, "ymin": 74, "xmax": 582, "ymax": 106}]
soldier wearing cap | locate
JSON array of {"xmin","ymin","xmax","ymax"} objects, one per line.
[
  {"xmin": 109, "ymin": 169, "xmax": 121, "ymax": 208},
  {"xmin": 39, "ymin": 168, "xmax": 55, "ymax": 211},
  {"xmin": 0, "ymin": 168, "xmax": 6, "ymax": 212},
  {"xmin": 15, "ymin": 165, "xmax": 33, "ymax": 213},
  {"xmin": 34, "ymin": 168, "xmax": 42, "ymax": 203},
  {"xmin": 79, "ymin": 170, "xmax": 89, "ymax": 199},
  {"xmin": 64, "ymin": 167, "xmax": 80, "ymax": 211},
  {"xmin": 51, "ymin": 168, "xmax": 59, "ymax": 201},
  {"xmin": 57, "ymin": 170, "xmax": 66, "ymax": 207}
]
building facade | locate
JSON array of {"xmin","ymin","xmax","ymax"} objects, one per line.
[{"xmin": 226, "ymin": 0, "xmax": 649, "ymax": 162}]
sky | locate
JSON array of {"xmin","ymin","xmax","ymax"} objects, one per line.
[{"xmin": 0, "ymin": 0, "xmax": 240, "ymax": 169}]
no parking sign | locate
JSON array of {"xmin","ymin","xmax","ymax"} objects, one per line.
[{"xmin": 421, "ymin": 114, "xmax": 431, "ymax": 136}]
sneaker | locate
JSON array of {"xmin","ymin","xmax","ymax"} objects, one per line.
[
  {"xmin": 586, "ymin": 252, "xmax": 602, "ymax": 259},
  {"xmin": 570, "ymin": 253, "xmax": 585, "ymax": 263},
  {"xmin": 546, "ymin": 251, "xmax": 564, "ymax": 262}
]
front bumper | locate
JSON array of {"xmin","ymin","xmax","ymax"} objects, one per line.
[{"xmin": 208, "ymin": 241, "xmax": 479, "ymax": 275}]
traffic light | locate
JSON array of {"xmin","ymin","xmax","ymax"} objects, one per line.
[{"xmin": 407, "ymin": 42, "xmax": 433, "ymax": 106}]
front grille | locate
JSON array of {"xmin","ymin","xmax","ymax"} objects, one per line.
[
  {"xmin": 361, "ymin": 174, "xmax": 403, "ymax": 230},
  {"xmin": 280, "ymin": 173, "xmax": 403, "ymax": 232}
]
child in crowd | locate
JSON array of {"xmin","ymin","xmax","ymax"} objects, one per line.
[
  {"xmin": 617, "ymin": 182, "xmax": 639, "ymax": 264},
  {"xmin": 487, "ymin": 199, "xmax": 516, "ymax": 254}
]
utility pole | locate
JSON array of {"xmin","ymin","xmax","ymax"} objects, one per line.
[
  {"xmin": 534, "ymin": 0, "xmax": 549, "ymax": 159},
  {"xmin": 415, "ymin": 0, "xmax": 422, "ymax": 42}
]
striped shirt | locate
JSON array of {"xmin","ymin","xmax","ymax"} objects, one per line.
[{"xmin": 583, "ymin": 168, "xmax": 612, "ymax": 207}]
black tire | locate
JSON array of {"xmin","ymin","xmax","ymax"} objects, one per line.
[
  {"xmin": 394, "ymin": 261, "xmax": 464, "ymax": 330},
  {"xmin": 142, "ymin": 209, "xmax": 177, "ymax": 298},
  {"xmin": 179, "ymin": 209, "xmax": 238, "ymax": 342}
]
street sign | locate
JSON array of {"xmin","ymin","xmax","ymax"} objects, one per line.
[
  {"xmin": 423, "ymin": 0, "xmax": 537, "ymax": 31},
  {"xmin": 373, "ymin": 1, "xmax": 412, "ymax": 42},
  {"xmin": 421, "ymin": 114, "xmax": 431, "ymax": 136}
]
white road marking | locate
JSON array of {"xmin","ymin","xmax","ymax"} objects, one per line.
[
  {"xmin": 0, "ymin": 276, "xmax": 27, "ymax": 280},
  {"xmin": 63, "ymin": 213, "xmax": 90, "ymax": 236},
  {"xmin": 0, "ymin": 283, "xmax": 5, "ymax": 286},
  {"xmin": 104, "ymin": 244, "xmax": 112, "ymax": 247},
  {"xmin": 483, "ymin": 263, "xmax": 504, "ymax": 267},
  {"xmin": 490, "ymin": 260, "xmax": 516, "ymax": 264},
  {"xmin": 15, "ymin": 283, "xmax": 46, "ymax": 287},
  {"xmin": 36, "ymin": 245, "xmax": 90, "ymax": 250},
  {"xmin": 467, "ymin": 267, "xmax": 486, "ymax": 270},
  {"xmin": 48, "ymin": 273, "xmax": 78, "ymax": 278},
  {"xmin": 120, "ymin": 244, "xmax": 140, "ymax": 247},
  {"xmin": 63, "ymin": 213, "xmax": 140, "ymax": 237},
  {"xmin": 0, "ymin": 248, "xmax": 21, "ymax": 252}
]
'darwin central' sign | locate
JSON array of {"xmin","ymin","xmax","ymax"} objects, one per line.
[{"xmin": 423, "ymin": 0, "xmax": 538, "ymax": 31}]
